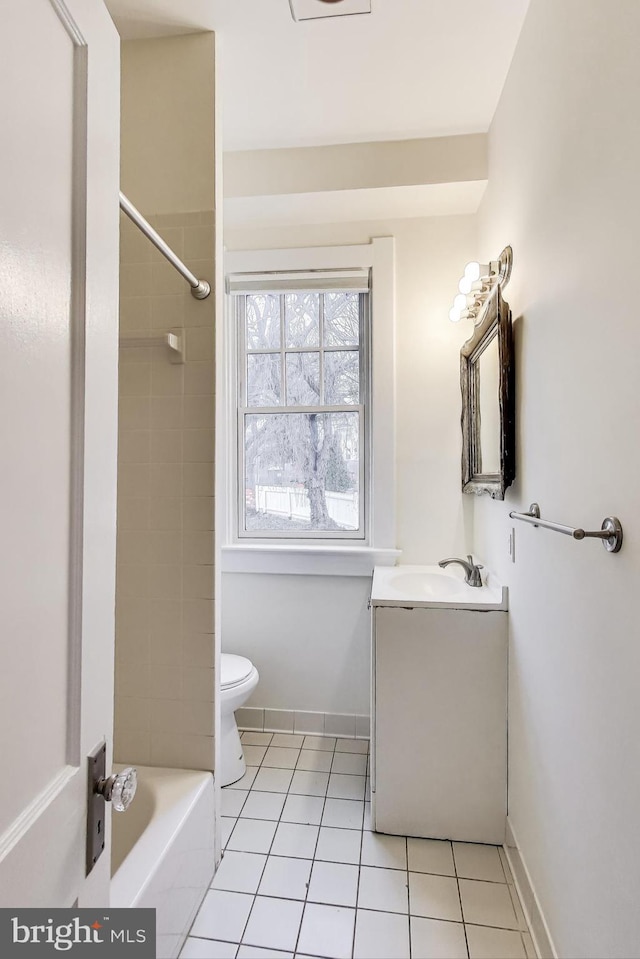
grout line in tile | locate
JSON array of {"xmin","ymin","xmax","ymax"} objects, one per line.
[
  {"xmin": 452, "ymin": 840, "xmax": 471, "ymax": 959},
  {"xmin": 291, "ymin": 738, "xmax": 337, "ymax": 956}
]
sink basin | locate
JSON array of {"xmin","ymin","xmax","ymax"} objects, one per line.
[
  {"xmin": 386, "ymin": 569, "xmax": 469, "ymax": 601},
  {"xmin": 371, "ymin": 564, "xmax": 507, "ymax": 610}
]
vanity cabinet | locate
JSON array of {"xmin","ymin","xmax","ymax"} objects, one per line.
[{"xmin": 371, "ymin": 605, "xmax": 507, "ymax": 844}]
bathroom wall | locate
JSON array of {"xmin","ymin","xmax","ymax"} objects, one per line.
[
  {"xmin": 114, "ymin": 33, "xmax": 216, "ymax": 770},
  {"xmin": 223, "ymin": 214, "xmax": 477, "ymax": 716},
  {"xmin": 474, "ymin": 1, "xmax": 640, "ymax": 955}
]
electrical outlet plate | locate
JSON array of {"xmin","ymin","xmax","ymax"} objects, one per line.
[{"xmin": 290, "ymin": 0, "xmax": 372, "ymax": 22}]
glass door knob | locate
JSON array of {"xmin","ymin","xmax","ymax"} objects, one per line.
[{"xmin": 95, "ymin": 766, "xmax": 137, "ymax": 812}]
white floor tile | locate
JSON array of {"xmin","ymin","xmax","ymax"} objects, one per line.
[
  {"xmin": 281, "ymin": 794, "xmax": 325, "ymax": 826},
  {"xmin": 243, "ymin": 896, "xmax": 304, "ymax": 954},
  {"xmin": 258, "ymin": 855, "xmax": 313, "ymax": 900},
  {"xmin": 240, "ymin": 791, "xmax": 286, "ymax": 822},
  {"xmin": 466, "ymin": 923, "xmax": 527, "ymax": 958},
  {"xmin": 213, "ymin": 851, "xmax": 267, "ymax": 894},
  {"xmin": 331, "ymin": 752, "xmax": 368, "ymax": 775},
  {"xmin": 227, "ymin": 819, "xmax": 278, "ymax": 855},
  {"xmin": 409, "ymin": 873, "xmax": 462, "ymax": 922},
  {"xmin": 353, "ymin": 909, "xmax": 410, "ymax": 959},
  {"xmin": 227, "ymin": 767, "xmax": 259, "ymax": 791},
  {"xmin": 522, "ymin": 932, "xmax": 537, "ymax": 958},
  {"xmin": 296, "ymin": 749, "xmax": 333, "ymax": 772},
  {"xmin": 321, "ymin": 798, "xmax": 364, "ymax": 830},
  {"xmin": 252, "ymin": 767, "xmax": 294, "ymax": 794},
  {"xmin": 361, "ymin": 831, "xmax": 407, "ymax": 870},
  {"xmin": 453, "ymin": 842, "xmax": 505, "ymax": 882},
  {"xmin": 243, "ymin": 745, "xmax": 268, "ymax": 766},
  {"xmin": 327, "ymin": 773, "xmax": 366, "ymax": 801},
  {"xmin": 221, "ymin": 790, "xmax": 248, "ymax": 818},
  {"xmin": 336, "ymin": 738, "xmax": 369, "ymax": 754},
  {"xmin": 191, "ymin": 889, "xmax": 253, "ymax": 943},
  {"xmin": 241, "ymin": 732, "xmax": 273, "ymax": 747},
  {"xmin": 237, "ymin": 948, "xmax": 292, "ymax": 959},
  {"xmin": 221, "ymin": 817, "xmax": 236, "ymax": 848},
  {"xmin": 315, "ymin": 826, "xmax": 362, "ymax": 865},
  {"xmin": 271, "ymin": 822, "xmax": 319, "ymax": 859},
  {"xmin": 363, "ymin": 802, "xmax": 372, "ymax": 831},
  {"xmin": 263, "ymin": 746, "xmax": 301, "ymax": 769},
  {"xmin": 180, "ymin": 937, "xmax": 237, "ymax": 958},
  {"xmin": 308, "ymin": 860, "xmax": 359, "ymax": 907},
  {"xmin": 271, "ymin": 733, "xmax": 305, "ymax": 748},
  {"xmin": 297, "ymin": 903, "xmax": 356, "ymax": 959},
  {"xmin": 303, "ymin": 735, "xmax": 336, "ymax": 751},
  {"xmin": 358, "ymin": 865, "xmax": 409, "ymax": 914},
  {"xmin": 459, "ymin": 878, "xmax": 518, "ymax": 929},
  {"xmin": 289, "ymin": 770, "xmax": 330, "ymax": 797},
  {"xmin": 410, "ymin": 916, "xmax": 468, "ymax": 959},
  {"xmin": 408, "ymin": 838, "xmax": 455, "ymax": 877}
]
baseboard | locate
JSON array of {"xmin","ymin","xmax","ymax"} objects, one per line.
[
  {"xmin": 504, "ymin": 818, "xmax": 557, "ymax": 959},
  {"xmin": 236, "ymin": 706, "xmax": 370, "ymax": 739}
]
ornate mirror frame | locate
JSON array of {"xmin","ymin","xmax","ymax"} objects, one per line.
[{"xmin": 460, "ymin": 285, "xmax": 515, "ymax": 499}]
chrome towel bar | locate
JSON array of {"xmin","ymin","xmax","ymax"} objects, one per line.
[{"xmin": 509, "ymin": 503, "xmax": 623, "ymax": 553}]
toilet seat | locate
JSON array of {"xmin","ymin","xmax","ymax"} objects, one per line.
[{"xmin": 221, "ymin": 653, "xmax": 255, "ymax": 690}]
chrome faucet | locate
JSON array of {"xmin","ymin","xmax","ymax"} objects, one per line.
[{"xmin": 438, "ymin": 554, "xmax": 484, "ymax": 587}]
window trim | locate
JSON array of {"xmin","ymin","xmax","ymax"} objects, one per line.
[{"xmin": 220, "ymin": 239, "xmax": 397, "ymax": 575}]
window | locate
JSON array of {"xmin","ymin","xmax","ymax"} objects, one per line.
[
  {"xmin": 222, "ymin": 240, "xmax": 396, "ymax": 574},
  {"xmin": 233, "ymin": 274, "xmax": 370, "ymax": 539}
]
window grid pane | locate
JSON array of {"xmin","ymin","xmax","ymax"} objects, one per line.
[
  {"xmin": 244, "ymin": 411, "xmax": 361, "ymax": 534},
  {"xmin": 239, "ymin": 290, "xmax": 367, "ymax": 539}
]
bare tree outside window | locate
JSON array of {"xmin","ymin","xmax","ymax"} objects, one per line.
[{"xmin": 239, "ymin": 290, "xmax": 366, "ymax": 536}]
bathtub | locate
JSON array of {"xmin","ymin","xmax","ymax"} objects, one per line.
[{"xmin": 111, "ymin": 765, "xmax": 215, "ymax": 959}]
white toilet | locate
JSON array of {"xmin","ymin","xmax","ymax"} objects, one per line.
[{"xmin": 220, "ymin": 653, "xmax": 259, "ymax": 787}]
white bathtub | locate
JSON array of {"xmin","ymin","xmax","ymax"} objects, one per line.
[{"xmin": 111, "ymin": 765, "xmax": 215, "ymax": 959}]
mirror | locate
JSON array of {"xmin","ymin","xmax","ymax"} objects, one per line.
[{"xmin": 460, "ymin": 285, "xmax": 515, "ymax": 499}]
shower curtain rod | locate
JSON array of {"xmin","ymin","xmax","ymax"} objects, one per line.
[{"xmin": 119, "ymin": 191, "xmax": 211, "ymax": 300}]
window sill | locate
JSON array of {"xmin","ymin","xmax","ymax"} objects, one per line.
[{"xmin": 220, "ymin": 544, "xmax": 402, "ymax": 577}]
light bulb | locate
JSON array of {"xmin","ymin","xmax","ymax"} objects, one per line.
[
  {"xmin": 464, "ymin": 261, "xmax": 481, "ymax": 283},
  {"xmin": 465, "ymin": 261, "xmax": 494, "ymax": 283},
  {"xmin": 453, "ymin": 293, "xmax": 467, "ymax": 312},
  {"xmin": 458, "ymin": 275, "xmax": 473, "ymax": 295},
  {"xmin": 449, "ymin": 306, "xmax": 462, "ymax": 323}
]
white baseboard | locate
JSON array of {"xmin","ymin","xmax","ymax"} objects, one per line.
[
  {"xmin": 504, "ymin": 818, "xmax": 557, "ymax": 959},
  {"xmin": 236, "ymin": 706, "xmax": 370, "ymax": 739}
]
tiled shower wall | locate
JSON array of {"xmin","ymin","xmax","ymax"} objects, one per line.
[{"xmin": 114, "ymin": 210, "xmax": 215, "ymax": 770}]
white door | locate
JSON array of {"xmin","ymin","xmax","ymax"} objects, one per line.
[{"xmin": 0, "ymin": 0, "xmax": 120, "ymax": 906}]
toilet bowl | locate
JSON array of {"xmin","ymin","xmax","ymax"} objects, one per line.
[{"xmin": 220, "ymin": 653, "xmax": 259, "ymax": 787}]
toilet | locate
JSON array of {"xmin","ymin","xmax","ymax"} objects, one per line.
[{"xmin": 220, "ymin": 653, "xmax": 260, "ymax": 787}]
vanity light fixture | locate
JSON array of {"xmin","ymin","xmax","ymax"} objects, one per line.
[{"xmin": 448, "ymin": 247, "xmax": 513, "ymax": 323}]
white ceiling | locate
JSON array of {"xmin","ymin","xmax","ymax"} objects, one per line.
[{"xmin": 106, "ymin": 0, "xmax": 531, "ymax": 152}]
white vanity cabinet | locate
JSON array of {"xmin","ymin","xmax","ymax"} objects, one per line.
[{"xmin": 370, "ymin": 569, "xmax": 508, "ymax": 844}]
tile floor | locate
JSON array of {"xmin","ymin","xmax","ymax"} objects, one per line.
[{"xmin": 181, "ymin": 732, "xmax": 535, "ymax": 959}]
